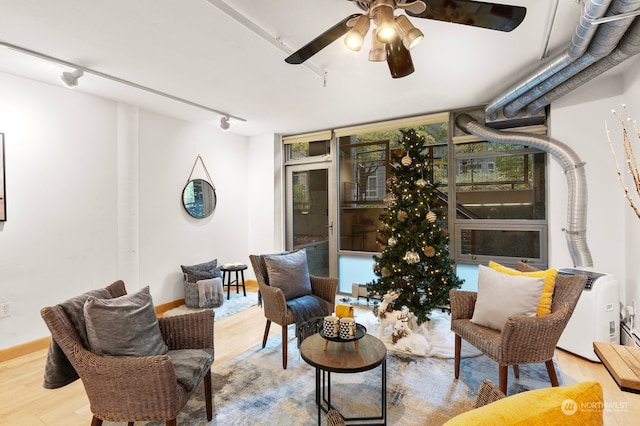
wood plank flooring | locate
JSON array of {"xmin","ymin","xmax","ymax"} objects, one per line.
[{"xmin": 1, "ymin": 289, "xmax": 638, "ymax": 425}]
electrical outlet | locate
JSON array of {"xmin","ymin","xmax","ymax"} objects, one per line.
[{"xmin": 0, "ymin": 301, "xmax": 10, "ymax": 318}]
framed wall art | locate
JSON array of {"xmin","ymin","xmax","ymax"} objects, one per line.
[{"xmin": 1, "ymin": 134, "xmax": 5, "ymax": 221}]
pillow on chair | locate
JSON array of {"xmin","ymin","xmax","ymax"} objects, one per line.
[
  {"xmin": 471, "ymin": 265, "xmax": 545, "ymax": 330},
  {"xmin": 263, "ymin": 249, "xmax": 312, "ymax": 300},
  {"xmin": 181, "ymin": 259, "xmax": 221, "ymax": 282},
  {"xmin": 489, "ymin": 261, "xmax": 557, "ymax": 316},
  {"xmin": 84, "ymin": 286, "xmax": 168, "ymax": 356}
]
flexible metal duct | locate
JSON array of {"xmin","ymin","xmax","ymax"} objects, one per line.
[
  {"xmin": 485, "ymin": 0, "xmax": 614, "ymax": 120},
  {"xmin": 527, "ymin": 15, "xmax": 640, "ymax": 114},
  {"xmin": 455, "ymin": 114, "xmax": 593, "ymax": 268},
  {"xmin": 505, "ymin": 0, "xmax": 640, "ymax": 117}
]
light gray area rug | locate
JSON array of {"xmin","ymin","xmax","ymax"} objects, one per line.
[
  {"xmin": 163, "ymin": 290, "xmax": 259, "ymax": 321},
  {"xmin": 124, "ymin": 329, "xmax": 562, "ymax": 425}
]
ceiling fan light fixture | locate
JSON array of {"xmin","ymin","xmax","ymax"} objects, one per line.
[
  {"xmin": 368, "ymin": 29, "xmax": 387, "ymax": 62},
  {"xmin": 344, "ymin": 14, "xmax": 371, "ymax": 51},
  {"xmin": 395, "ymin": 15, "xmax": 424, "ymax": 50},
  {"xmin": 385, "ymin": 35, "xmax": 414, "ymax": 78},
  {"xmin": 372, "ymin": 1, "xmax": 397, "ymax": 42}
]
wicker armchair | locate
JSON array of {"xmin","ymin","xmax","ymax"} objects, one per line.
[
  {"xmin": 40, "ymin": 280, "xmax": 214, "ymax": 426},
  {"xmin": 450, "ymin": 262, "xmax": 586, "ymax": 395},
  {"xmin": 249, "ymin": 253, "xmax": 338, "ymax": 369}
]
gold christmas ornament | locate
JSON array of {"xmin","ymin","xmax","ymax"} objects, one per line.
[
  {"xmin": 388, "ymin": 237, "xmax": 397, "ymax": 247},
  {"xmin": 397, "ymin": 210, "xmax": 408, "ymax": 221},
  {"xmin": 381, "ymin": 267, "xmax": 391, "ymax": 277},
  {"xmin": 415, "ymin": 178, "xmax": 427, "ymax": 187},
  {"xmin": 401, "ymin": 155, "xmax": 412, "ymax": 166},
  {"xmin": 426, "ymin": 211, "xmax": 437, "ymax": 222},
  {"xmin": 423, "ymin": 246, "xmax": 436, "ymax": 257}
]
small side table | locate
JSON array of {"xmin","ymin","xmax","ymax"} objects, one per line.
[
  {"xmin": 220, "ymin": 263, "xmax": 247, "ymax": 300},
  {"xmin": 301, "ymin": 333, "xmax": 387, "ymax": 425}
]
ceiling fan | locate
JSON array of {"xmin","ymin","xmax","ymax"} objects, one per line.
[{"xmin": 285, "ymin": 0, "xmax": 527, "ymax": 78}]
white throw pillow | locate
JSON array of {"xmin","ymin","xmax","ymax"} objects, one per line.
[{"xmin": 470, "ymin": 265, "xmax": 545, "ymax": 330}]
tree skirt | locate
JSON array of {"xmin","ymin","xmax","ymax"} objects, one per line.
[
  {"xmin": 163, "ymin": 290, "xmax": 259, "ymax": 321},
  {"xmin": 352, "ymin": 304, "xmax": 482, "ymax": 359}
]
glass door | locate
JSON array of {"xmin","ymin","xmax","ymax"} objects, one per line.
[{"xmin": 286, "ymin": 163, "xmax": 335, "ymax": 278}]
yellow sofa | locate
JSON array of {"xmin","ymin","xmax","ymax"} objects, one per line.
[{"xmin": 444, "ymin": 380, "xmax": 604, "ymax": 425}]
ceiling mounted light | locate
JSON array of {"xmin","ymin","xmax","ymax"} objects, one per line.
[
  {"xmin": 60, "ymin": 68, "xmax": 84, "ymax": 88},
  {"xmin": 220, "ymin": 115, "xmax": 231, "ymax": 132},
  {"xmin": 395, "ymin": 14, "xmax": 424, "ymax": 50},
  {"xmin": 368, "ymin": 28, "xmax": 387, "ymax": 62},
  {"xmin": 372, "ymin": 0, "xmax": 397, "ymax": 43},
  {"xmin": 344, "ymin": 14, "xmax": 371, "ymax": 51}
]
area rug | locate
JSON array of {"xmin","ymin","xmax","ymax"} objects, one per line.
[
  {"xmin": 163, "ymin": 290, "xmax": 259, "ymax": 321},
  {"xmin": 122, "ymin": 331, "xmax": 562, "ymax": 426}
]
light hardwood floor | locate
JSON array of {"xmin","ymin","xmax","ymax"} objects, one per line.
[{"xmin": 1, "ymin": 290, "xmax": 638, "ymax": 425}]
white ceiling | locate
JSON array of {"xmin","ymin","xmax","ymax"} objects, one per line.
[{"xmin": 0, "ymin": 0, "xmax": 634, "ymax": 136}]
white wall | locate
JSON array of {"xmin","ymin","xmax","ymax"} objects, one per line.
[
  {"xmin": 0, "ymin": 73, "xmax": 119, "ymax": 347},
  {"xmin": 622, "ymin": 67, "xmax": 640, "ymax": 332},
  {"xmin": 550, "ymin": 68, "xmax": 640, "ymax": 334},
  {"xmin": 0, "ymin": 72, "xmax": 253, "ymax": 349}
]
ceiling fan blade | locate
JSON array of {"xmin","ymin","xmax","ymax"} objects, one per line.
[
  {"xmin": 408, "ymin": 0, "xmax": 526, "ymax": 32},
  {"xmin": 386, "ymin": 36, "xmax": 415, "ymax": 78},
  {"xmin": 285, "ymin": 14, "xmax": 362, "ymax": 64}
]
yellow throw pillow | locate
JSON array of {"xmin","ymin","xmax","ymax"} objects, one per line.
[
  {"xmin": 443, "ymin": 381, "xmax": 604, "ymax": 426},
  {"xmin": 489, "ymin": 261, "xmax": 557, "ymax": 316}
]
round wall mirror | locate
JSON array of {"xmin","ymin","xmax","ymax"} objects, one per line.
[{"xmin": 182, "ymin": 179, "xmax": 216, "ymax": 219}]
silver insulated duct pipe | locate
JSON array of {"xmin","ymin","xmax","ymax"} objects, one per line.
[
  {"xmin": 485, "ymin": 0, "xmax": 614, "ymax": 120},
  {"xmin": 455, "ymin": 114, "xmax": 593, "ymax": 268},
  {"xmin": 486, "ymin": 0, "xmax": 640, "ymax": 120}
]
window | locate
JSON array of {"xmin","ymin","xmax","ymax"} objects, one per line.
[
  {"xmin": 452, "ymin": 137, "xmax": 548, "ymax": 266},
  {"xmin": 337, "ymin": 115, "xmax": 450, "ymax": 252}
]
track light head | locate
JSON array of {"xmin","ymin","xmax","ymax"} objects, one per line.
[
  {"xmin": 60, "ymin": 69, "xmax": 84, "ymax": 88},
  {"xmin": 220, "ymin": 115, "xmax": 231, "ymax": 132}
]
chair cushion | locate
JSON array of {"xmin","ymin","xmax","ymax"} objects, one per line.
[
  {"xmin": 263, "ymin": 250, "xmax": 312, "ymax": 300},
  {"xmin": 471, "ymin": 265, "xmax": 545, "ymax": 330},
  {"xmin": 167, "ymin": 349, "xmax": 214, "ymax": 392},
  {"xmin": 489, "ymin": 261, "xmax": 557, "ymax": 316},
  {"xmin": 181, "ymin": 259, "xmax": 221, "ymax": 282},
  {"xmin": 443, "ymin": 381, "xmax": 604, "ymax": 425},
  {"xmin": 84, "ymin": 286, "xmax": 169, "ymax": 356}
]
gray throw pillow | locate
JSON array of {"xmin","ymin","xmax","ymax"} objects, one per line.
[
  {"xmin": 263, "ymin": 250, "xmax": 312, "ymax": 300},
  {"xmin": 181, "ymin": 259, "xmax": 219, "ymax": 282},
  {"xmin": 84, "ymin": 286, "xmax": 169, "ymax": 356}
]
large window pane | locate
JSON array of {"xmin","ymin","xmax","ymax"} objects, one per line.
[
  {"xmin": 455, "ymin": 145, "xmax": 545, "ymax": 220},
  {"xmin": 338, "ymin": 121, "xmax": 449, "ymax": 252}
]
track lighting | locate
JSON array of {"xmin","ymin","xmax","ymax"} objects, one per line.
[
  {"xmin": 220, "ymin": 115, "xmax": 231, "ymax": 132},
  {"xmin": 60, "ymin": 68, "xmax": 84, "ymax": 88},
  {"xmin": 344, "ymin": 14, "xmax": 371, "ymax": 51}
]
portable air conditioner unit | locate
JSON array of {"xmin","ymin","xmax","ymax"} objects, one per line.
[{"xmin": 556, "ymin": 268, "xmax": 620, "ymax": 362}]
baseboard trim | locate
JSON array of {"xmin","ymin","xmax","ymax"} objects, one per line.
[
  {"xmin": 0, "ymin": 336, "xmax": 50, "ymax": 362},
  {"xmin": 1, "ymin": 283, "xmax": 260, "ymax": 362}
]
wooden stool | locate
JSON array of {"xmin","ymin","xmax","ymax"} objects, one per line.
[{"xmin": 220, "ymin": 263, "xmax": 247, "ymax": 300}]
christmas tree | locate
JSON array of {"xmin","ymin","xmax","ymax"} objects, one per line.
[{"xmin": 367, "ymin": 128, "xmax": 463, "ymax": 324}]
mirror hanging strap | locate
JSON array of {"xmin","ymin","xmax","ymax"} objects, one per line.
[{"xmin": 187, "ymin": 154, "xmax": 215, "ymax": 189}]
